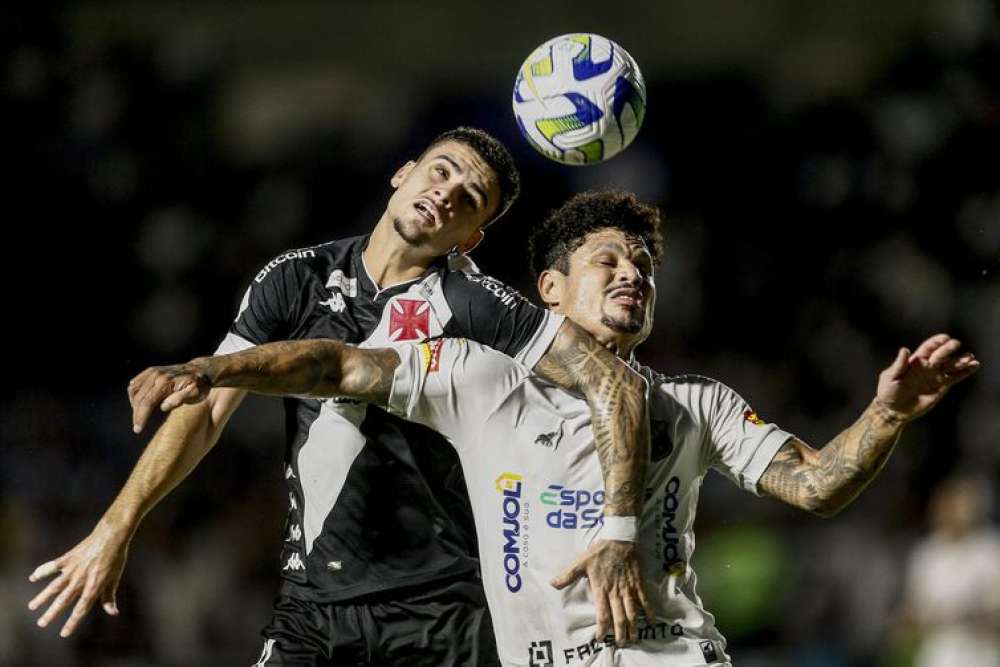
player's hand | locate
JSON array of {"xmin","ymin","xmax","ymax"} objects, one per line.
[
  {"xmin": 27, "ymin": 521, "xmax": 129, "ymax": 637},
  {"xmin": 876, "ymin": 334, "xmax": 979, "ymax": 422},
  {"xmin": 128, "ymin": 358, "xmax": 214, "ymax": 433},
  {"xmin": 550, "ymin": 539, "xmax": 654, "ymax": 645}
]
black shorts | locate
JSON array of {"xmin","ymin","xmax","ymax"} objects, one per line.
[{"xmin": 251, "ymin": 577, "xmax": 499, "ymax": 666}]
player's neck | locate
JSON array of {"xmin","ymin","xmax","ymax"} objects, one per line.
[{"xmin": 363, "ymin": 218, "xmax": 435, "ymax": 288}]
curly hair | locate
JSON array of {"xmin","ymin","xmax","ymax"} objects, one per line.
[
  {"xmin": 528, "ymin": 190, "xmax": 664, "ymax": 277},
  {"xmin": 424, "ymin": 127, "xmax": 521, "ymax": 226}
]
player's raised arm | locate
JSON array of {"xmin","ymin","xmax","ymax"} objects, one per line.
[
  {"xmin": 127, "ymin": 340, "xmax": 401, "ymax": 427},
  {"xmin": 759, "ymin": 334, "xmax": 979, "ymax": 516},
  {"xmin": 27, "ymin": 386, "xmax": 246, "ymax": 638}
]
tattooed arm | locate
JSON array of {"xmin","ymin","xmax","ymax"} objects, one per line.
[
  {"xmin": 128, "ymin": 340, "xmax": 400, "ymax": 432},
  {"xmin": 759, "ymin": 334, "xmax": 979, "ymax": 517},
  {"xmin": 536, "ymin": 320, "xmax": 653, "ymax": 643},
  {"xmin": 534, "ymin": 319, "xmax": 649, "ymax": 518}
]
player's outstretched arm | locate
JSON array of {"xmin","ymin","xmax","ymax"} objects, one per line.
[
  {"xmin": 759, "ymin": 334, "xmax": 979, "ymax": 517},
  {"xmin": 534, "ymin": 319, "xmax": 653, "ymax": 643},
  {"xmin": 127, "ymin": 340, "xmax": 399, "ymax": 429},
  {"xmin": 27, "ymin": 386, "xmax": 246, "ymax": 638}
]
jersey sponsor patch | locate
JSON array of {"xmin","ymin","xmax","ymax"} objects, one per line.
[
  {"xmin": 254, "ymin": 249, "xmax": 316, "ymax": 283},
  {"xmin": 419, "ymin": 339, "xmax": 446, "ymax": 373},
  {"xmin": 461, "ymin": 273, "xmax": 526, "ymax": 309},
  {"xmin": 325, "ymin": 269, "xmax": 357, "ymax": 296}
]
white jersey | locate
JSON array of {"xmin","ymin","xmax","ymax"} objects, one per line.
[{"xmin": 387, "ymin": 332, "xmax": 793, "ymax": 667}]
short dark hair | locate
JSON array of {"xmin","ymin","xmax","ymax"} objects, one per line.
[
  {"xmin": 424, "ymin": 127, "xmax": 520, "ymax": 225},
  {"xmin": 528, "ymin": 190, "xmax": 664, "ymax": 277}
]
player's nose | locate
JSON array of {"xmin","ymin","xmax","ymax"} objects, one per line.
[{"xmin": 616, "ymin": 260, "xmax": 643, "ymax": 286}]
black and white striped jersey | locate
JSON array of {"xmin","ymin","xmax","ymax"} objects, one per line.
[{"xmin": 216, "ymin": 234, "xmax": 563, "ymax": 603}]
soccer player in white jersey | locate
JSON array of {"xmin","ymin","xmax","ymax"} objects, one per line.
[{"xmin": 125, "ymin": 191, "xmax": 979, "ymax": 666}]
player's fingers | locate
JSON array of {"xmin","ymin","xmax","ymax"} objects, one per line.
[
  {"xmin": 927, "ymin": 339, "xmax": 962, "ymax": 368},
  {"xmin": 609, "ymin": 590, "xmax": 627, "ymax": 644},
  {"xmin": 593, "ymin": 590, "xmax": 610, "ymax": 640},
  {"xmin": 887, "ymin": 348, "xmax": 910, "ymax": 380},
  {"xmin": 61, "ymin": 581, "xmax": 99, "ymax": 637},
  {"xmin": 29, "ymin": 560, "xmax": 61, "ymax": 583},
  {"xmin": 909, "ymin": 334, "xmax": 950, "ymax": 361},
  {"xmin": 946, "ymin": 361, "xmax": 981, "ymax": 385},
  {"xmin": 132, "ymin": 373, "xmax": 171, "ymax": 433},
  {"xmin": 550, "ymin": 556, "xmax": 587, "ymax": 589},
  {"xmin": 28, "ymin": 572, "xmax": 68, "ymax": 611},
  {"xmin": 160, "ymin": 381, "xmax": 200, "ymax": 411},
  {"xmin": 127, "ymin": 368, "xmax": 153, "ymax": 405},
  {"xmin": 101, "ymin": 559, "xmax": 123, "ymax": 617},
  {"xmin": 622, "ymin": 590, "xmax": 639, "ymax": 642},
  {"xmin": 637, "ymin": 580, "xmax": 655, "ymax": 621},
  {"xmin": 36, "ymin": 580, "xmax": 81, "ymax": 628}
]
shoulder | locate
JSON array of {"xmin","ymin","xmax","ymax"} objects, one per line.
[
  {"xmin": 251, "ymin": 238, "xmax": 358, "ymax": 285},
  {"xmin": 440, "ymin": 268, "xmax": 533, "ymax": 310}
]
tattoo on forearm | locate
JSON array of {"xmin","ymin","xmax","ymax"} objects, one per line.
[
  {"xmin": 536, "ymin": 324, "xmax": 648, "ymax": 516},
  {"xmin": 212, "ymin": 340, "xmax": 397, "ymax": 405},
  {"xmin": 760, "ymin": 401, "xmax": 905, "ymax": 515}
]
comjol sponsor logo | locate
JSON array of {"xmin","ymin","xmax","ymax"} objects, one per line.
[
  {"xmin": 660, "ymin": 476, "xmax": 682, "ymax": 570},
  {"xmin": 496, "ymin": 472, "xmax": 524, "ymax": 593},
  {"xmin": 540, "ymin": 484, "xmax": 604, "ymax": 529}
]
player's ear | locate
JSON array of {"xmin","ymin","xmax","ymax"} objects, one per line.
[
  {"xmin": 391, "ymin": 161, "xmax": 417, "ymax": 189},
  {"xmin": 537, "ymin": 269, "xmax": 565, "ymax": 308},
  {"xmin": 457, "ymin": 229, "xmax": 484, "ymax": 254}
]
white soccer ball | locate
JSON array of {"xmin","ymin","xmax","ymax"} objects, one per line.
[{"xmin": 512, "ymin": 33, "xmax": 646, "ymax": 166}]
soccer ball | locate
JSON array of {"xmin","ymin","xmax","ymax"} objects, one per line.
[{"xmin": 512, "ymin": 33, "xmax": 646, "ymax": 166}]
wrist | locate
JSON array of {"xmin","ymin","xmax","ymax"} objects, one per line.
[
  {"xmin": 870, "ymin": 398, "xmax": 909, "ymax": 427},
  {"xmin": 601, "ymin": 515, "xmax": 638, "ymax": 542}
]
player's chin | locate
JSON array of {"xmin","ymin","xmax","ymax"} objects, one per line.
[
  {"xmin": 602, "ymin": 310, "xmax": 644, "ymax": 335},
  {"xmin": 392, "ymin": 217, "xmax": 435, "ymax": 246}
]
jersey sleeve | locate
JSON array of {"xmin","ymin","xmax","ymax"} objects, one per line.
[
  {"xmin": 386, "ymin": 338, "xmax": 527, "ymax": 451},
  {"xmin": 439, "ymin": 270, "xmax": 563, "ymax": 369},
  {"xmin": 702, "ymin": 381, "xmax": 794, "ymax": 495},
  {"xmin": 215, "ymin": 251, "xmax": 308, "ymax": 355}
]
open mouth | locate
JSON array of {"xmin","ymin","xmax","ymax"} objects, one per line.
[{"xmin": 414, "ymin": 199, "xmax": 440, "ymax": 225}]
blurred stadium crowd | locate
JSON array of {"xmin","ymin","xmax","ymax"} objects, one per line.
[{"xmin": 3, "ymin": 2, "xmax": 998, "ymax": 665}]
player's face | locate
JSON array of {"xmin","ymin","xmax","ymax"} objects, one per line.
[
  {"xmin": 545, "ymin": 228, "xmax": 656, "ymax": 352},
  {"xmin": 386, "ymin": 140, "xmax": 501, "ymax": 256}
]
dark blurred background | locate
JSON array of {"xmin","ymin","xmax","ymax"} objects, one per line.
[{"xmin": 3, "ymin": 2, "xmax": 999, "ymax": 665}]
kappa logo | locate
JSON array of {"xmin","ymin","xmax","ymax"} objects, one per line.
[
  {"xmin": 389, "ymin": 298, "xmax": 430, "ymax": 341},
  {"xmin": 534, "ymin": 431, "xmax": 559, "ymax": 450},
  {"xmin": 287, "ymin": 523, "xmax": 302, "ymax": 542},
  {"xmin": 320, "ymin": 292, "xmax": 346, "ymax": 313},
  {"xmin": 282, "ymin": 552, "xmax": 305, "ymax": 572}
]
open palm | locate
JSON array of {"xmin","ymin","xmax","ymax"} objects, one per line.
[{"xmin": 876, "ymin": 334, "xmax": 979, "ymax": 421}]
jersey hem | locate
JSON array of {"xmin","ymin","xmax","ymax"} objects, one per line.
[{"xmin": 277, "ymin": 562, "xmax": 480, "ymax": 604}]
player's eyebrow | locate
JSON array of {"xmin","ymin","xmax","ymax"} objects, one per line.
[
  {"xmin": 590, "ymin": 240, "xmax": 652, "ymax": 266},
  {"xmin": 438, "ymin": 155, "xmax": 489, "ymax": 209}
]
